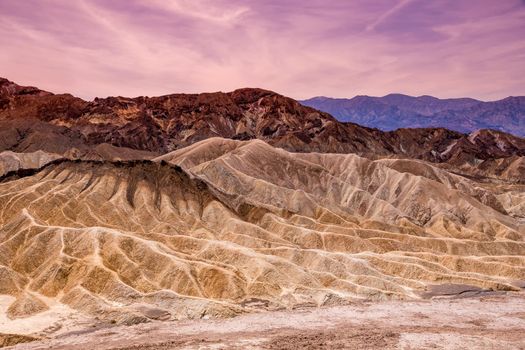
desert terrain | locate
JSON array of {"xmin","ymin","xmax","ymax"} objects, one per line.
[
  {"xmin": 2, "ymin": 294, "xmax": 524, "ymax": 349},
  {"xmin": 0, "ymin": 79, "xmax": 524, "ymax": 349}
]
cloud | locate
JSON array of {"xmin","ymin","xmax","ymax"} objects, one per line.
[
  {"xmin": 0, "ymin": 0, "xmax": 523, "ymax": 101},
  {"xmin": 365, "ymin": 0, "xmax": 414, "ymax": 32},
  {"xmin": 144, "ymin": 0, "xmax": 249, "ymax": 25}
]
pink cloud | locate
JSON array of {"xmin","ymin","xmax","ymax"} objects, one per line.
[{"xmin": 0, "ymin": 0, "xmax": 523, "ymax": 100}]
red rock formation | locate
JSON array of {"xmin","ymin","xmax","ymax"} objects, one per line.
[{"xmin": 1, "ymin": 78, "xmax": 524, "ymax": 178}]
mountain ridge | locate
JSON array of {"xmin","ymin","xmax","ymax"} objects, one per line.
[
  {"xmin": 301, "ymin": 93, "xmax": 525, "ymax": 136},
  {"xmin": 1, "ymin": 77, "xmax": 524, "ymax": 181}
]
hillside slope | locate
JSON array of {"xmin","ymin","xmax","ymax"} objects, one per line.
[{"xmin": 0, "ymin": 139, "xmax": 523, "ymax": 327}]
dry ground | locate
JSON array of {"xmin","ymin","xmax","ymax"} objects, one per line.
[{"xmin": 4, "ymin": 293, "xmax": 524, "ymax": 350}]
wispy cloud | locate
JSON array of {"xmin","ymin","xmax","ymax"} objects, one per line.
[
  {"xmin": 366, "ymin": 0, "xmax": 414, "ymax": 32},
  {"xmin": 0, "ymin": 0, "xmax": 523, "ymax": 100},
  {"xmin": 144, "ymin": 0, "xmax": 249, "ymax": 25}
]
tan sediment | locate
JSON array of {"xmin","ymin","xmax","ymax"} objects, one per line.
[{"xmin": 0, "ymin": 139, "xmax": 523, "ymax": 331}]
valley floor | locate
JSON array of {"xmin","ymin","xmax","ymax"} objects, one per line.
[{"xmin": 3, "ymin": 293, "xmax": 524, "ymax": 350}]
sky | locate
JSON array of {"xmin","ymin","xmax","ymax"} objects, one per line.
[{"xmin": 0, "ymin": 0, "xmax": 524, "ymax": 101}]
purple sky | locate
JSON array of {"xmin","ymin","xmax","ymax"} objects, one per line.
[{"xmin": 0, "ymin": 0, "xmax": 524, "ymax": 100}]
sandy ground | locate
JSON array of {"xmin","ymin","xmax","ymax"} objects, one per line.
[
  {"xmin": 2, "ymin": 293, "xmax": 524, "ymax": 349},
  {"xmin": 0, "ymin": 296, "xmax": 95, "ymax": 337}
]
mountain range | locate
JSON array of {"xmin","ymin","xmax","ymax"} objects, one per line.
[
  {"xmin": 301, "ymin": 94, "xmax": 525, "ymax": 137},
  {"xmin": 1, "ymin": 77, "xmax": 525, "ymax": 181}
]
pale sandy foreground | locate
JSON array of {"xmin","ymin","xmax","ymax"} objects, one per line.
[{"xmin": 3, "ymin": 293, "xmax": 524, "ymax": 350}]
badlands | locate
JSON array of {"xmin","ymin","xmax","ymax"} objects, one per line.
[{"xmin": 0, "ymin": 78, "xmax": 524, "ymax": 348}]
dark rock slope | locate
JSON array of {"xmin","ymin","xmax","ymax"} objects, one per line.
[{"xmin": 1, "ymin": 78, "xmax": 524, "ymax": 170}]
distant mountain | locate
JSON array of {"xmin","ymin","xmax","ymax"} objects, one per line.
[{"xmin": 301, "ymin": 94, "xmax": 525, "ymax": 137}]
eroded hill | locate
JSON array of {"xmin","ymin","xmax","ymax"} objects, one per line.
[{"xmin": 0, "ymin": 139, "xmax": 523, "ymax": 328}]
